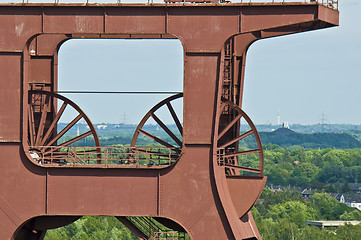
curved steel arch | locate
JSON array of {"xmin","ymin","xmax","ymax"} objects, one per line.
[{"xmin": 27, "ymin": 90, "xmax": 101, "ymax": 165}]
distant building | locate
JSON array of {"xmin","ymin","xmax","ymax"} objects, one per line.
[
  {"xmin": 348, "ymin": 183, "xmax": 361, "ymax": 194},
  {"xmin": 272, "ymin": 125, "xmax": 296, "ymax": 135},
  {"xmin": 306, "ymin": 220, "xmax": 361, "ymax": 229},
  {"xmin": 97, "ymin": 125, "xmax": 108, "ymax": 130},
  {"xmin": 265, "ymin": 185, "xmax": 282, "ymax": 193},
  {"xmin": 265, "ymin": 185, "xmax": 303, "ymax": 193},
  {"xmin": 301, "ymin": 189, "xmax": 313, "ymax": 199},
  {"xmin": 329, "ymin": 193, "xmax": 361, "ymax": 211}
]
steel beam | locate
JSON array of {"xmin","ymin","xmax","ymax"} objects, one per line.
[{"xmin": 0, "ymin": 3, "xmax": 339, "ymax": 240}]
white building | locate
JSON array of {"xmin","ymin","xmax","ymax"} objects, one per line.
[{"xmin": 331, "ymin": 193, "xmax": 361, "ymax": 211}]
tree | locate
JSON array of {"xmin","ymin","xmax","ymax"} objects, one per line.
[
  {"xmin": 308, "ymin": 193, "xmax": 350, "ymax": 220},
  {"xmin": 45, "ymin": 216, "xmax": 138, "ymax": 240},
  {"xmin": 322, "ymin": 149, "xmax": 350, "ymax": 167},
  {"xmin": 266, "ymin": 166, "xmax": 291, "ymax": 186},
  {"xmin": 266, "ymin": 201, "xmax": 317, "ymax": 227},
  {"xmin": 290, "ymin": 162, "xmax": 319, "ymax": 187},
  {"xmin": 297, "ymin": 226, "xmax": 337, "ymax": 240},
  {"xmin": 340, "ymin": 210, "xmax": 361, "ymax": 221},
  {"xmin": 296, "ymin": 162, "xmax": 319, "ymax": 180},
  {"xmin": 336, "ymin": 223, "xmax": 361, "ymax": 240},
  {"xmin": 317, "ymin": 165, "xmax": 346, "ymax": 184}
]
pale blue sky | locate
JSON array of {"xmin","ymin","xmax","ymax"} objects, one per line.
[
  {"xmin": 58, "ymin": 39, "xmax": 184, "ymax": 124},
  {"xmin": 243, "ymin": 0, "xmax": 361, "ymax": 125},
  {"xmin": 51, "ymin": 0, "xmax": 360, "ymax": 125}
]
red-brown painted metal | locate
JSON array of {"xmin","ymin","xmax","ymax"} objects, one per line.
[
  {"xmin": 0, "ymin": 2, "xmax": 338, "ymax": 240},
  {"xmin": 28, "ymin": 90, "xmax": 101, "ymax": 161},
  {"xmin": 131, "ymin": 93, "xmax": 183, "ymax": 151}
]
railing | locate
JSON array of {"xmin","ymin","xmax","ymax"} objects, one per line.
[
  {"xmin": 2, "ymin": 0, "xmax": 338, "ymax": 10},
  {"xmin": 217, "ymin": 147, "xmax": 262, "ymax": 176},
  {"xmin": 151, "ymin": 231, "xmax": 186, "ymax": 240},
  {"xmin": 126, "ymin": 216, "xmax": 160, "ymax": 237},
  {"xmin": 29, "ymin": 146, "xmax": 180, "ymax": 168},
  {"xmin": 126, "ymin": 217, "xmax": 187, "ymax": 240},
  {"xmin": 243, "ymin": 0, "xmax": 338, "ymax": 10}
]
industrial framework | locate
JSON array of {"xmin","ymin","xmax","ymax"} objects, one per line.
[{"xmin": 0, "ymin": 1, "xmax": 338, "ymax": 239}]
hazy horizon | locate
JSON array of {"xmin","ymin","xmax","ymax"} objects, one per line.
[{"xmin": 55, "ymin": 1, "xmax": 361, "ymax": 126}]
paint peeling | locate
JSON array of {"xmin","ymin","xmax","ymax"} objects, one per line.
[
  {"xmin": 75, "ymin": 16, "xmax": 87, "ymax": 32},
  {"xmin": 15, "ymin": 23, "xmax": 24, "ymax": 37}
]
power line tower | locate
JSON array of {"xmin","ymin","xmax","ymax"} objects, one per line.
[
  {"xmin": 122, "ymin": 113, "xmax": 128, "ymax": 124},
  {"xmin": 320, "ymin": 111, "xmax": 327, "ymax": 132}
]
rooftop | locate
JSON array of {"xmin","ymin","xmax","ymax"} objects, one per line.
[
  {"xmin": 348, "ymin": 183, "xmax": 361, "ymax": 191},
  {"xmin": 329, "ymin": 193, "xmax": 361, "ymax": 203}
]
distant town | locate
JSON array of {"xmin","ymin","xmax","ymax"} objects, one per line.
[{"xmin": 59, "ymin": 122, "xmax": 361, "ymax": 149}]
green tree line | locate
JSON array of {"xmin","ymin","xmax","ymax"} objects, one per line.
[
  {"xmin": 263, "ymin": 145, "xmax": 361, "ymax": 190},
  {"xmin": 45, "ymin": 216, "xmax": 137, "ymax": 240},
  {"xmin": 253, "ymin": 190, "xmax": 361, "ymax": 240}
]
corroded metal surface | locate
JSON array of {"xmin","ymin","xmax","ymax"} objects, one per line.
[{"xmin": 0, "ymin": 2, "xmax": 338, "ymax": 240}]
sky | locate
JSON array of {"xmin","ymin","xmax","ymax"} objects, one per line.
[
  {"xmin": 58, "ymin": 39, "xmax": 184, "ymax": 124},
  {"xmin": 36, "ymin": 0, "xmax": 360, "ymax": 125},
  {"xmin": 243, "ymin": 0, "xmax": 361, "ymax": 125}
]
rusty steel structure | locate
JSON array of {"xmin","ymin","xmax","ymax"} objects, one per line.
[{"xmin": 0, "ymin": 0, "xmax": 338, "ymax": 239}]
